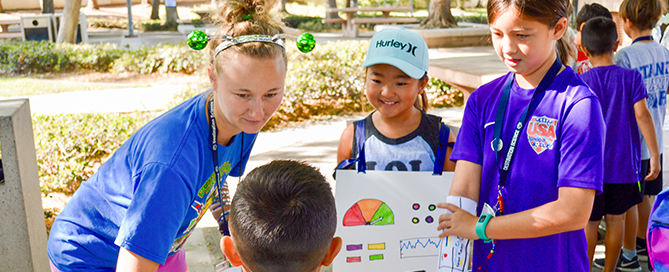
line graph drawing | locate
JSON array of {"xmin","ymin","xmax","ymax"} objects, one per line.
[
  {"xmin": 399, "ymin": 237, "xmax": 443, "ymax": 259},
  {"xmin": 438, "ymin": 236, "xmax": 470, "ymax": 272}
]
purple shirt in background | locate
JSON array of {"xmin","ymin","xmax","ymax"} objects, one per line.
[
  {"xmin": 451, "ymin": 67, "xmax": 605, "ymax": 271},
  {"xmin": 580, "ymin": 65, "xmax": 648, "ymax": 184}
]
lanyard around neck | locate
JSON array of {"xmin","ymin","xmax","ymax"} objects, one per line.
[
  {"xmin": 633, "ymin": 35, "xmax": 653, "ymax": 44},
  {"xmin": 208, "ymin": 95, "xmax": 241, "ymax": 208},
  {"xmin": 492, "ymin": 58, "xmax": 562, "ymax": 187}
]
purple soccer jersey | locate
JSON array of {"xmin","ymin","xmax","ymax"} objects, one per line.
[
  {"xmin": 451, "ymin": 67, "xmax": 605, "ymax": 271},
  {"xmin": 580, "ymin": 65, "xmax": 648, "ymax": 184}
]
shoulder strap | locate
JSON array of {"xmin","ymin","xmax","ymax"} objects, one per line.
[
  {"xmin": 334, "ymin": 119, "xmax": 367, "ymax": 174},
  {"xmin": 433, "ymin": 122, "xmax": 450, "ymax": 175}
]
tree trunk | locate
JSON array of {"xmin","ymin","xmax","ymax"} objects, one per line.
[
  {"xmin": 325, "ymin": 0, "xmax": 341, "ymax": 19},
  {"xmin": 57, "ymin": 0, "xmax": 82, "ymax": 44},
  {"xmin": 85, "ymin": 0, "xmax": 99, "ymax": 10},
  {"xmin": 42, "ymin": 0, "xmax": 55, "ymax": 14},
  {"xmin": 419, "ymin": 0, "xmax": 458, "ymax": 29},
  {"xmin": 151, "ymin": 0, "xmax": 160, "ymax": 20}
]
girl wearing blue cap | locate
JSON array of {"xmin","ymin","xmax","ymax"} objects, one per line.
[{"xmin": 336, "ymin": 28, "xmax": 456, "ymax": 174}]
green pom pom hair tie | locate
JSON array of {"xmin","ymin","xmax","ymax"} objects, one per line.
[{"xmin": 186, "ymin": 30, "xmax": 316, "ymax": 56}]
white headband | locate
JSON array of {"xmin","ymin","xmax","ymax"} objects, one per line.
[{"xmin": 214, "ymin": 34, "xmax": 291, "ymax": 57}]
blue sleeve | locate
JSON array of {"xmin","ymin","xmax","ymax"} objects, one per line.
[
  {"xmin": 451, "ymin": 93, "xmax": 483, "ymax": 165},
  {"xmin": 632, "ymin": 70, "xmax": 649, "ymax": 104},
  {"xmin": 229, "ymin": 133, "xmax": 257, "ymax": 177},
  {"xmin": 557, "ymin": 96, "xmax": 605, "ymax": 194},
  {"xmin": 115, "ymin": 163, "xmax": 195, "ymax": 265}
]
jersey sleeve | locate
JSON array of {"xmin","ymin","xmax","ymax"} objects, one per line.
[
  {"xmin": 115, "ymin": 163, "xmax": 194, "ymax": 265},
  {"xmin": 557, "ymin": 96, "xmax": 605, "ymax": 193},
  {"xmin": 450, "ymin": 93, "xmax": 483, "ymax": 165},
  {"xmin": 632, "ymin": 70, "xmax": 649, "ymax": 104}
]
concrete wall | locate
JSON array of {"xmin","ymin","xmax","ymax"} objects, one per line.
[
  {"xmin": 0, "ymin": 99, "xmax": 49, "ymax": 272},
  {"xmin": 2, "ymin": 0, "xmax": 205, "ymax": 11}
]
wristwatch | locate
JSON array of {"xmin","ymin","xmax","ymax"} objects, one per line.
[{"xmin": 475, "ymin": 214, "xmax": 494, "ymax": 243}]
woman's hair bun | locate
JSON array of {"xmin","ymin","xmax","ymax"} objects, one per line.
[{"xmin": 218, "ymin": 0, "xmax": 280, "ymax": 27}]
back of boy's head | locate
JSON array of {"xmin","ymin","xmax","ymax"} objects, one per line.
[
  {"xmin": 581, "ymin": 17, "xmax": 618, "ymax": 56},
  {"xmin": 619, "ymin": 0, "xmax": 664, "ymax": 31},
  {"xmin": 229, "ymin": 160, "xmax": 336, "ymax": 272},
  {"xmin": 576, "ymin": 3, "xmax": 612, "ymax": 29}
]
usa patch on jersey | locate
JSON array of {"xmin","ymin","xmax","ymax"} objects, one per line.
[{"xmin": 527, "ymin": 116, "xmax": 558, "ymax": 154}]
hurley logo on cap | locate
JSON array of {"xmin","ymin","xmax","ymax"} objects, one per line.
[{"xmin": 375, "ymin": 39, "xmax": 418, "ymax": 57}]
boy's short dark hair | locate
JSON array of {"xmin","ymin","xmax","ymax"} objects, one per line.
[
  {"xmin": 576, "ymin": 3, "xmax": 612, "ymax": 29},
  {"xmin": 581, "ymin": 17, "xmax": 618, "ymax": 56},
  {"xmin": 620, "ymin": 0, "xmax": 664, "ymax": 31},
  {"xmin": 229, "ymin": 160, "xmax": 336, "ymax": 272}
]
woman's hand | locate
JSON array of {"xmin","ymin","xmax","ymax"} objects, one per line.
[{"xmin": 436, "ymin": 203, "xmax": 479, "ymax": 240}]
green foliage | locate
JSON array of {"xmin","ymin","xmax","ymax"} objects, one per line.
[
  {"xmin": 0, "ymin": 41, "xmax": 208, "ymax": 75},
  {"xmin": 0, "ymin": 41, "xmax": 123, "ymax": 74},
  {"xmin": 265, "ymin": 40, "xmax": 370, "ymax": 129},
  {"xmin": 426, "ymin": 77, "xmax": 464, "ymax": 108},
  {"xmin": 88, "ymin": 18, "xmax": 180, "ymax": 32},
  {"xmin": 282, "ymin": 14, "xmax": 340, "ymax": 32},
  {"xmin": 34, "ymin": 112, "xmax": 159, "ymax": 194}
]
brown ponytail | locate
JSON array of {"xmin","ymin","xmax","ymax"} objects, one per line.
[
  {"xmin": 556, "ymin": 35, "xmax": 574, "ymax": 65},
  {"xmin": 209, "ymin": 0, "xmax": 287, "ymax": 69}
]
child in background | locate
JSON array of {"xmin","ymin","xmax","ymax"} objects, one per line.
[
  {"xmin": 608, "ymin": 0, "xmax": 669, "ymax": 269},
  {"xmin": 220, "ymin": 160, "xmax": 342, "ymax": 272},
  {"xmin": 436, "ymin": 0, "xmax": 605, "ymax": 270},
  {"xmin": 573, "ymin": 3, "xmax": 613, "ymax": 75},
  {"xmin": 579, "ymin": 17, "xmax": 660, "ymax": 272},
  {"xmin": 336, "ymin": 28, "xmax": 456, "ymax": 174}
]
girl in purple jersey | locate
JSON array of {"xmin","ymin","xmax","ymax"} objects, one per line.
[{"xmin": 435, "ymin": 0, "xmax": 606, "ymax": 271}]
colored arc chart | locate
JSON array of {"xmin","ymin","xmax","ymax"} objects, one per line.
[{"xmin": 343, "ymin": 199, "xmax": 394, "ymax": 226}]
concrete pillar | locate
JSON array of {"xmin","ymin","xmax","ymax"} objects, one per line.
[{"xmin": 0, "ymin": 99, "xmax": 49, "ymax": 272}]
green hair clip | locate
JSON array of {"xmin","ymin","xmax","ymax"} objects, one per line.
[
  {"xmin": 186, "ymin": 30, "xmax": 316, "ymax": 55},
  {"xmin": 242, "ymin": 13, "xmax": 253, "ymax": 20}
]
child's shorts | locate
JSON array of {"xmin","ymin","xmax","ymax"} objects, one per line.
[
  {"xmin": 641, "ymin": 154, "xmax": 664, "ymax": 196},
  {"xmin": 590, "ymin": 182, "xmax": 643, "ymax": 221}
]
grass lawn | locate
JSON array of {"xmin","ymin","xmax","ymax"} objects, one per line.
[{"xmin": 0, "ymin": 77, "xmax": 150, "ymax": 97}]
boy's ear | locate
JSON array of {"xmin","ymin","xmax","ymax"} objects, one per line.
[
  {"xmin": 579, "ymin": 22, "xmax": 586, "ymax": 31},
  {"xmin": 221, "ymin": 236, "xmax": 244, "ymax": 267},
  {"xmin": 320, "ymin": 237, "xmax": 343, "ymax": 266},
  {"xmin": 614, "ymin": 39, "xmax": 621, "ymax": 52},
  {"xmin": 581, "ymin": 46, "xmax": 593, "ymax": 59}
]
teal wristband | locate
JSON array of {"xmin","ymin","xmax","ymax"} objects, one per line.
[{"xmin": 475, "ymin": 214, "xmax": 493, "ymax": 243}]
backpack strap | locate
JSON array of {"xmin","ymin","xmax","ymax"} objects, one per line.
[
  {"xmin": 335, "ymin": 119, "xmax": 367, "ymax": 174},
  {"xmin": 433, "ymin": 122, "xmax": 451, "ymax": 175}
]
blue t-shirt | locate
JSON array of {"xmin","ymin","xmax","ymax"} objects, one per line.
[
  {"xmin": 580, "ymin": 65, "xmax": 648, "ymax": 184},
  {"xmin": 615, "ymin": 42, "xmax": 669, "ymax": 159},
  {"xmin": 450, "ymin": 67, "xmax": 605, "ymax": 271},
  {"xmin": 47, "ymin": 91, "xmax": 256, "ymax": 271}
]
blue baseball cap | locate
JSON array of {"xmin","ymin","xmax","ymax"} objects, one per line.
[{"xmin": 362, "ymin": 28, "xmax": 429, "ymax": 79}]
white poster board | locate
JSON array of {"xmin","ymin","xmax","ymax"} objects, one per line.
[{"xmin": 333, "ymin": 170, "xmax": 471, "ymax": 272}]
